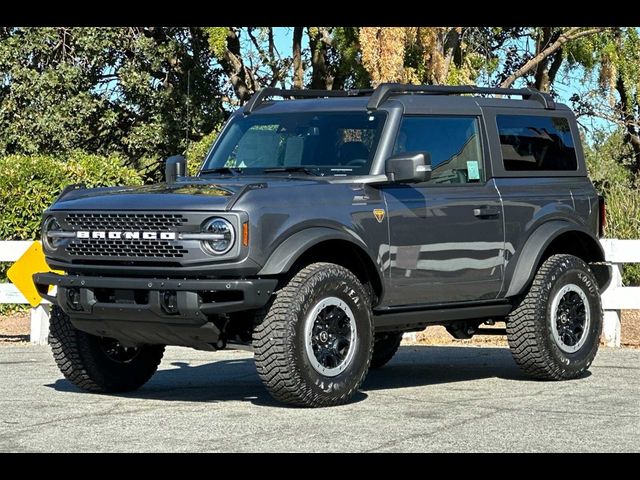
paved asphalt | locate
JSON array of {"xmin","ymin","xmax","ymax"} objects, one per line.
[{"xmin": 0, "ymin": 343, "xmax": 638, "ymax": 452}]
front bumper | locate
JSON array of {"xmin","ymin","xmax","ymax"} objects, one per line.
[
  {"xmin": 34, "ymin": 272, "xmax": 278, "ymax": 350},
  {"xmin": 34, "ymin": 272, "xmax": 277, "ymax": 320}
]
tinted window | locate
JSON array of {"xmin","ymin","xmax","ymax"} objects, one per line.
[
  {"xmin": 393, "ymin": 116, "xmax": 483, "ymax": 185},
  {"xmin": 497, "ymin": 115, "xmax": 577, "ymax": 171},
  {"xmin": 202, "ymin": 111, "xmax": 386, "ymax": 177}
]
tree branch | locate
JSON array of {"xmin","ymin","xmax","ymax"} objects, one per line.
[{"xmin": 500, "ymin": 27, "xmax": 606, "ymax": 88}]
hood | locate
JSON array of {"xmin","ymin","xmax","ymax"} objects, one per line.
[{"xmin": 49, "ymin": 176, "xmax": 323, "ymax": 211}]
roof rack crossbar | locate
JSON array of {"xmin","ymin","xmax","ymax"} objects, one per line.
[
  {"xmin": 244, "ymin": 87, "xmax": 374, "ymax": 114},
  {"xmin": 366, "ymin": 83, "xmax": 555, "ymax": 110}
]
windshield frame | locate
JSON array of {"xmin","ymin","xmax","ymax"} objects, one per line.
[{"xmin": 198, "ymin": 109, "xmax": 389, "ymax": 178}]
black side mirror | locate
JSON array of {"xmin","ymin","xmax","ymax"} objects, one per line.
[
  {"xmin": 385, "ymin": 152, "xmax": 431, "ymax": 183},
  {"xmin": 165, "ymin": 155, "xmax": 187, "ymax": 184}
]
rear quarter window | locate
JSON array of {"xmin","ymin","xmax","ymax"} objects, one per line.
[{"xmin": 497, "ymin": 115, "xmax": 577, "ymax": 171}]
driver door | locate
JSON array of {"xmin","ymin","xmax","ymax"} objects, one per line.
[{"xmin": 381, "ymin": 115, "xmax": 505, "ymax": 306}]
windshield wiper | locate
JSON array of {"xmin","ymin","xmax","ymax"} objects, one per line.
[
  {"xmin": 200, "ymin": 167, "xmax": 242, "ymax": 176},
  {"xmin": 262, "ymin": 166, "xmax": 321, "ymax": 176}
]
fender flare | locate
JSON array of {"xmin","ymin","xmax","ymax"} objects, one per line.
[
  {"xmin": 258, "ymin": 227, "xmax": 378, "ymax": 278},
  {"xmin": 505, "ymin": 220, "xmax": 606, "ymax": 297}
]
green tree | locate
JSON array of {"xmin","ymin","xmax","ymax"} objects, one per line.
[
  {"xmin": 0, "ymin": 27, "xmax": 225, "ymax": 169},
  {"xmin": 569, "ymin": 28, "xmax": 640, "ymax": 173},
  {"xmin": 205, "ymin": 27, "xmax": 371, "ymax": 102},
  {"xmin": 497, "ymin": 27, "xmax": 607, "ymax": 90}
]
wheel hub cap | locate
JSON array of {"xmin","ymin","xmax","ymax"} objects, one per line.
[
  {"xmin": 99, "ymin": 337, "xmax": 141, "ymax": 363},
  {"xmin": 304, "ymin": 296, "xmax": 357, "ymax": 377},
  {"xmin": 550, "ymin": 284, "xmax": 591, "ymax": 353}
]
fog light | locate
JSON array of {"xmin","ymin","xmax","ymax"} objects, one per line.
[
  {"xmin": 161, "ymin": 290, "xmax": 179, "ymax": 315},
  {"xmin": 66, "ymin": 288, "xmax": 82, "ymax": 311}
]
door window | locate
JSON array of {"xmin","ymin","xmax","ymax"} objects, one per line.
[{"xmin": 393, "ymin": 116, "xmax": 484, "ymax": 184}]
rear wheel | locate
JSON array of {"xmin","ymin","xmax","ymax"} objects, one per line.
[
  {"xmin": 370, "ymin": 332, "xmax": 403, "ymax": 369},
  {"xmin": 506, "ymin": 254, "xmax": 602, "ymax": 380},
  {"xmin": 253, "ymin": 262, "xmax": 374, "ymax": 407},
  {"xmin": 49, "ymin": 306, "xmax": 165, "ymax": 392}
]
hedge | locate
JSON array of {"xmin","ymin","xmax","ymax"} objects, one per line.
[
  {"xmin": 0, "ymin": 153, "xmax": 143, "ymax": 241},
  {"xmin": 585, "ymin": 131, "xmax": 640, "ymax": 285}
]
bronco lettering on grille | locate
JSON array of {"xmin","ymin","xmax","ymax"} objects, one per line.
[{"xmin": 75, "ymin": 231, "xmax": 177, "ymax": 240}]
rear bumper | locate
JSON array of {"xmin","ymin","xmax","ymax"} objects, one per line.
[{"xmin": 34, "ymin": 272, "xmax": 277, "ymax": 318}]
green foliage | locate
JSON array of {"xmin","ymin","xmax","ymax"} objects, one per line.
[
  {"xmin": 0, "ymin": 153, "xmax": 142, "ymax": 241},
  {"xmin": 186, "ymin": 129, "xmax": 219, "ymax": 176},
  {"xmin": 0, "ymin": 27, "xmax": 224, "ymax": 166},
  {"xmin": 585, "ymin": 129, "xmax": 633, "ymax": 191},
  {"xmin": 584, "ymin": 129, "xmax": 640, "ymax": 285},
  {"xmin": 331, "ymin": 28, "xmax": 371, "ymax": 89},
  {"xmin": 204, "ymin": 27, "xmax": 229, "ymax": 59}
]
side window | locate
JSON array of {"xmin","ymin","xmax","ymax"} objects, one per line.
[
  {"xmin": 393, "ymin": 116, "xmax": 484, "ymax": 185},
  {"xmin": 497, "ymin": 115, "xmax": 577, "ymax": 171}
]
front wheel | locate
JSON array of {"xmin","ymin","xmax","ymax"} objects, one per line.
[
  {"xmin": 49, "ymin": 306, "xmax": 165, "ymax": 392},
  {"xmin": 253, "ymin": 263, "xmax": 374, "ymax": 407},
  {"xmin": 506, "ymin": 254, "xmax": 603, "ymax": 380}
]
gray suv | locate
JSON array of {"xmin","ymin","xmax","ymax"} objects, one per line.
[{"xmin": 35, "ymin": 84, "xmax": 611, "ymax": 407}]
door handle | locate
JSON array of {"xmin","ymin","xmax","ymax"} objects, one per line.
[{"xmin": 473, "ymin": 206, "xmax": 501, "ymax": 218}]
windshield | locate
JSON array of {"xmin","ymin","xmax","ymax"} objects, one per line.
[{"xmin": 201, "ymin": 111, "xmax": 387, "ymax": 176}]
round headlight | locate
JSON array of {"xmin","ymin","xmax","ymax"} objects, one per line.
[
  {"xmin": 42, "ymin": 216, "xmax": 62, "ymax": 251},
  {"xmin": 201, "ymin": 217, "xmax": 235, "ymax": 255}
]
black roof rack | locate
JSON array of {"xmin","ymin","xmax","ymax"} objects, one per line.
[
  {"xmin": 366, "ymin": 83, "xmax": 555, "ymax": 110},
  {"xmin": 244, "ymin": 87, "xmax": 374, "ymax": 114},
  {"xmin": 243, "ymin": 84, "xmax": 555, "ymax": 114}
]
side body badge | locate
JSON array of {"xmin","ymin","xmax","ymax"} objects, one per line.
[{"xmin": 373, "ymin": 209, "xmax": 385, "ymax": 223}]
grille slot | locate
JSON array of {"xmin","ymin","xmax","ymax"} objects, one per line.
[
  {"xmin": 65, "ymin": 213, "xmax": 186, "ymax": 231},
  {"xmin": 66, "ymin": 239, "xmax": 188, "ymax": 258}
]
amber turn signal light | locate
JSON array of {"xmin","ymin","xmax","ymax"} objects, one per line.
[{"xmin": 242, "ymin": 221, "xmax": 249, "ymax": 246}]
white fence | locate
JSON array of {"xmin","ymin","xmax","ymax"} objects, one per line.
[
  {"xmin": 1, "ymin": 239, "xmax": 639, "ymax": 347},
  {"xmin": 599, "ymin": 240, "xmax": 640, "ymax": 347}
]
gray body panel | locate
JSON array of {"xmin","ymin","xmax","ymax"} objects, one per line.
[{"xmin": 381, "ymin": 180, "xmax": 504, "ymax": 305}]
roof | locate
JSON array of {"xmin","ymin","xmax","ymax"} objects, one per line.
[{"xmin": 241, "ymin": 84, "xmax": 571, "ymax": 116}]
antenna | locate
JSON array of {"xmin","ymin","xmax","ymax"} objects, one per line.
[{"xmin": 185, "ymin": 69, "xmax": 191, "ymax": 148}]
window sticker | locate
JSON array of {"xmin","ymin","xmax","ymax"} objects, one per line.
[{"xmin": 467, "ymin": 160, "xmax": 480, "ymax": 181}]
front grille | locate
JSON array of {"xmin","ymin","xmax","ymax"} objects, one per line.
[
  {"xmin": 65, "ymin": 213, "xmax": 186, "ymax": 231},
  {"xmin": 66, "ymin": 239, "xmax": 188, "ymax": 258}
]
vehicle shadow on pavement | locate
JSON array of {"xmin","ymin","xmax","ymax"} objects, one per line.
[
  {"xmin": 47, "ymin": 345, "xmax": 583, "ymax": 406},
  {"xmin": 362, "ymin": 345, "xmax": 530, "ymax": 391}
]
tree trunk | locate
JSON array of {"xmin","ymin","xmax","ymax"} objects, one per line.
[
  {"xmin": 218, "ymin": 28, "xmax": 255, "ymax": 103},
  {"xmin": 292, "ymin": 27, "xmax": 304, "ymax": 89},
  {"xmin": 533, "ymin": 28, "xmax": 553, "ymax": 91},
  {"xmin": 440, "ymin": 28, "xmax": 461, "ymax": 84},
  {"xmin": 309, "ymin": 27, "xmax": 332, "ymax": 90},
  {"xmin": 616, "ymin": 73, "xmax": 640, "ymax": 174}
]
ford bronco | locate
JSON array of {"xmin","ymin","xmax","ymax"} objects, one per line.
[{"xmin": 35, "ymin": 84, "xmax": 611, "ymax": 407}]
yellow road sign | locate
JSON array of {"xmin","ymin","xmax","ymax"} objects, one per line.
[{"xmin": 7, "ymin": 241, "xmax": 61, "ymax": 307}]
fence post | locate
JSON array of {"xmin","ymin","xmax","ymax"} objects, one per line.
[
  {"xmin": 602, "ymin": 263, "xmax": 623, "ymax": 348},
  {"xmin": 403, "ymin": 332, "xmax": 418, "ymax": 343},
  {"xmin": 30, "ymin": 304, "xmax": 50, "ymax": 345}
]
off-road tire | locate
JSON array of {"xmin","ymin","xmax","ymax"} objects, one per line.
[
  {"xmin": 506, "ymin": 254, "xmax": 602, "ymax": 380},
  {"xmin": 49, "ymin": 305, "xmax": 165, "ymax": 392},
  {"xmin": 253, "ymin": 262, "xmax": 374, "ymax": 407},
  {"xmin": 370, "ymin": 332, "xmax": 403, "ymax": 369}
]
